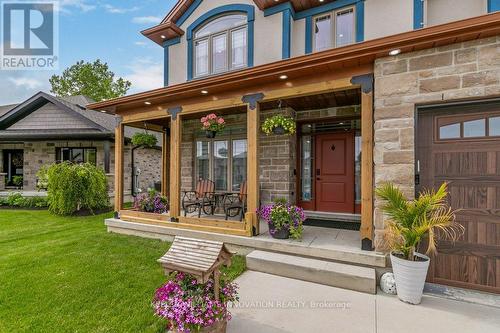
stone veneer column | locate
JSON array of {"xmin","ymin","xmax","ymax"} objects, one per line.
[{"xmin": 373, "ymin": 36, "xmax": 500, "ymax": 249}]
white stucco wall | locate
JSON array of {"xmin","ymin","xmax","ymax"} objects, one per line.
[
  {"xmin": 364, "ymin": 0, "xmax": 414, "ymax": 40},
  {"xmin": 168, "ymin": 0, "xmax": 282, "ymax": 86},
  {"xmin": 425, "ymin": 0, "xmax": 487, "ymax": 27}
]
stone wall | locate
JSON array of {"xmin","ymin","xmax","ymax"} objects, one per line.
[{"xmin": 373, "ymin": 35, "xmax": 500, "ymax": 248}]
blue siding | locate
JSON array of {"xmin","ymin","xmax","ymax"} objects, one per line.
[
  {"xmin": 186, "ymin": 4, "xmax": 255, "ymax": 81},
  {"xmin": 489, "ymin": 0, "xmax": 500, "ymax": 12},
  {"xmin": 355, "ymin": 0, "xmax": 364, "ymax": 42},
  {"xmin": 282, "ymin": 9, "xmax": 292, "ymax": 59},
  {"xmin": 413, "ymin": 0, "xmax": 424, "ymax": 29},
  {"xmin": 305, "ymin": 16, "xmax": 313, "ymax": 54}
]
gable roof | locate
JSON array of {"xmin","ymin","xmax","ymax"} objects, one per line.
[
  {"xmin": 143, "ymin": 0, "xmax": 340, "ymax": 45},
  {"xmin": 0, "ymin": 92, "xmax": 163, "ymax": 144}
]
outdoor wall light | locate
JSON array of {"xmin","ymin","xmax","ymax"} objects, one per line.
[{"xmin": 389, "ymin": 49, "xmax": 401, "ymax": 56}]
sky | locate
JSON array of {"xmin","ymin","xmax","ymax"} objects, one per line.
[{"xmin": 0, "ymin": 0, "xmax": 178, "ymax": 105}]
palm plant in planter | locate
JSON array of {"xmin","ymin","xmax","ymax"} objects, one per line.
[
  {"xmin": 376, "ymin": 182, "xmax": 464, "ymax": 304},
  {"xmin": 261, "ymin": 115, "xmax": 296, "ymax": 136},
  {"xmin": 201, "ymin": 113, "xmax": 225, "ymax": 138}
]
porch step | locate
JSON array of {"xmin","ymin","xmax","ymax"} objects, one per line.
[{"xmin": 246, "ymin": 250, "xmax": 376, "ymax": 294}]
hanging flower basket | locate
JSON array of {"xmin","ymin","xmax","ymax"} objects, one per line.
[
  {"xmin": 262, "ymin": 115, "xmax": 296, "ymax": 136},
  {"xmin": 131, "ymin": 132, "xmax": 158, "ymax": 147},
  {"xmin": 201, "ymin": 113, "xmax": 225, "ymax": 138}
]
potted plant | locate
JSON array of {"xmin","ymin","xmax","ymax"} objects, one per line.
[
  {"xmin": 258, "ymin": 199, "xmax": 305, "ymax": 240},
  {"xmin": 376, "ymin": 182, "xmax": 464, "ymax": 304},
  {"xmin": 261, "ymin": 115, "xmax": 296, "ymax": 136},
  {"xmin": 12, "ymin": 175, "xmax": 23, "ymax": 189},
  {"xmin": 134, "ymin": 189, "xmax": 169, "ymax": 214},
  {"xmin": 153, "ymin": 271, "xmax": 239, "ymax": 333},
  {"xmin": 131, "ymin": 132, "xmax": 158, "ymax": 147},
  {"xmin": 201, "ymin": 113, "xmax": 225, "ymax": 138}
]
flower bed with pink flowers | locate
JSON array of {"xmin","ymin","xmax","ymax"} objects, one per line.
[{"xmin": 153, "ymin": 272, "xmax": 239, "ymax": 333}]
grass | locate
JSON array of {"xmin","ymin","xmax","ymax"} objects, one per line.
[{"xmin": 0, "ymin": 210, "xmax": 246, "ymax": 333}]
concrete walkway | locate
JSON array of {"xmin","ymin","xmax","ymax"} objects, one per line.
[{"xmin": 228, "ymin": 271, "xmax": 500, "ymax": 333}]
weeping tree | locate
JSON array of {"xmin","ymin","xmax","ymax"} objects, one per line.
[{"xmin": 46, "ymin": 162, "xmax": 109, "ymax": 215}]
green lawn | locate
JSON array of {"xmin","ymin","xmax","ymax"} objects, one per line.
[{"xmin": 0, "ymin": 210, "xmax": 245, "ymax": 333}]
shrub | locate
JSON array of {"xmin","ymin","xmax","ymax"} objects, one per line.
[
  {"xmin": 131, "ymin": 132, "xmax": 158, "ymax": 147},
  {"xmin": 47, "ymin": 162, "xmax": 109, "ymax": 215},
  {"xmin": 12, "ymin": 175, "xmax": 23, "ymax": 188},
  {"xmin": 134, "ymin": 189, "xmax": 168, "ymax": 214},
  {"xmin": 36, "ymin": 165, "xmax": 50, "ymax": 190},
  {"xmin": 0, "ymin": 192, "xmax": 49, "ymax": 208}
]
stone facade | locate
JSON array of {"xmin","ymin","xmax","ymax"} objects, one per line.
[
  {"xmin": 0, "ymin": 140, "xmax": 161, "ymax": 196},
  {"xmin": 373, "ymin": 36, "xmax": 500, "ymax": 248}
]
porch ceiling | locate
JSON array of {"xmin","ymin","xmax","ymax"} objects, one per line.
[
  {"xmin": 260, "ymin": 89, "xmax": 361, "ymax": 111},
  {"xmin": 89, "ymin": 12, "xmax": 500, "ymax": 115}
]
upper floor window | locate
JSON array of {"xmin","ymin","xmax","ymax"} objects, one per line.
[
  {"xmin": 194, "ymin": 14, "xmax": 248, "ymax": 78},
  {"xmin": 313, "ymin": 7, "xmax": 355, "ymax": 52}
]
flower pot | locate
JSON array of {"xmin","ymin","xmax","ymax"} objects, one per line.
[
  {"xmin": 206, "ymin": 130, "xmax": 217, "ymax": 138},
  {"xmin": 272, "ymin": 126, "xmax": 286, "ymax": 135},
  {"xmin": 269, "ymin": 225, "xmax": 290, "ymax": 239},
  {"xmin": 170, "ymin": 319, "xmax": 227, "ymax": 333},
  {"xmin": 390, "ymin": 252, "xmax": 430, "ymax": 305}
]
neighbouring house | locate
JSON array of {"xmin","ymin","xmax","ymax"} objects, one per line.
[
  {"xmin": 0, "ymin": 91, "xmax": 162, "ymax": 200},
  {"xmin": 90, "ymin": 0, "xmax": 500, "ymax": 294}
]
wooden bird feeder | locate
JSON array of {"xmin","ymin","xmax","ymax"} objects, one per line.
[{"xmin": 158, "ymin": 236, "xmax": 232, "ymax": 300}]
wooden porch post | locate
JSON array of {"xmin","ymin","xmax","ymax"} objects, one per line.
[
  {"xmin": 168, "ymin": 107, "xmax": 182, "ymax": 220},
  {"xmin": 161, "ymin": 129, "xmax": 169, "ymax": 196},
  {"xmin": 353, "ymin": 74, "xmax": 374, "ymax": 251},
  {"xmin": 114, "ymin": 117, "xmax": 124, "ymax": 216},
  {"xmin": 243, "ymin": 93, "xmax": 264, "ymax": 236}
]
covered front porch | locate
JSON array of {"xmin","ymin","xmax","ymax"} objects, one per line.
[{"xmin": 109, "ymin": 64, "xmax": 375, "ymax": 250}]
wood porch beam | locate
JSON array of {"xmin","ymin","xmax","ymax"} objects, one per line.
[
  {"xmin": 354, "ymin": 74, "xmax": 374, "ymax": 251},
  {"xmin": 119, "ymin": 76, "xmax": 357, "ymax": 123},
  {"xmin": 114, "ymin": 118, "xmax": 124, "ymax": 216},
  {"xmin": 161, "ymin": 130, "xmax": 169, "ymax": 196},
  {"xmin": 169, "ymin": 110, "xmax": 182, "ymax": 220},
  {"xmin": 244, "ymin": 93, "xmax": 263, "ymax": 235}
]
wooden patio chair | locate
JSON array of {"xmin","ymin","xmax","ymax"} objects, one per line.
[
  {"xmin": 223, "ymin": 181, "xmax": 247, "ymax": 221},
  {"xmin": 182, "ymin": 179, "xmax": 216, "ymax": 218}
]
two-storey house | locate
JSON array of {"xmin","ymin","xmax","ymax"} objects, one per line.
[{"xmin": 91, "ymin": 0, "xmax": 500, "ymax": 294}]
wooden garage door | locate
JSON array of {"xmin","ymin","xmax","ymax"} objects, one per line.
[{"xmin": 417, "ymin": 102, "xmax": 500, "ymax": 294}]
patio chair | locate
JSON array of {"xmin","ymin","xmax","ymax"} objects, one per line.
[
  {"xmin": 182, "ymin": 179, "xmax": 216, "ymax": 218},
  {"xmin": 223, "ymin": 181, "xmax": 247, "ymax": 221}
]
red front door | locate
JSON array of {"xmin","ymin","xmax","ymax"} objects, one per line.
[{"xmin": 315, "ymin": 132, "xmax": 355, "ymax": 213}]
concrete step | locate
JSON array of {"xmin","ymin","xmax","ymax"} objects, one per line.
[{"xmin": 246, "ymin": 250, "xmax": 376, "ymax": 294}]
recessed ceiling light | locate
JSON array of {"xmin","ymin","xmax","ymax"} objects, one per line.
[
  {"xmin": 389, "ymin": 49, "xmax": 401, "ymax": 56},
  {"xmin": 100, "ymin": 110, "xmax": 106, "ymax": 113},
  {"xmin": 279, "ymin": 75, "xmax": 288, "ymax": 80},
  {"xmin": 160, "ymin": 35, "xmax": 166, "ymax": 39},
  {"xmin": 144, "ymin": 101, "xmax": 151, "ymax": 105},
  {"xmin": 319, "ymin": 0, "xmax": 325, "ymax": 2},
  {"xmin": 201, "ymin": 90, "xmax": 208, "ymax": 94}
]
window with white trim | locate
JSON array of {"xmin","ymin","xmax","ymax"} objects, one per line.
[
  {"xmin": 313, "ymin": 7, "xmax": 355, "ymax": 52},
  {"xmin": 194, "ymin": 14, "xmax": 248, "ymax": 78}
]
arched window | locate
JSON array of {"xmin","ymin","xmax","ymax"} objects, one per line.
[{"xmin": 193, "ymin": 14, "xmax": 248, "ymax": 78}]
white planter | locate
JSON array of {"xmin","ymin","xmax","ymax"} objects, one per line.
[{"xmin": 390, "ymin": 252, "xmax": 430, "ymax": 305}]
